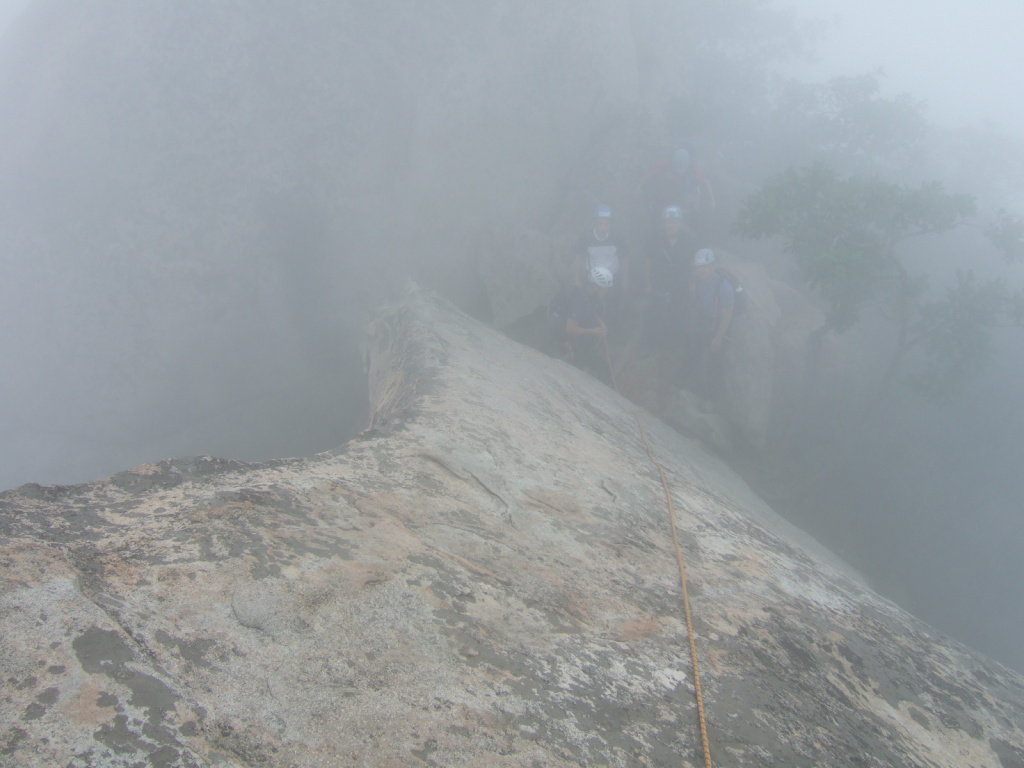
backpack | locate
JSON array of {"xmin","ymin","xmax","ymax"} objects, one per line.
[{"xmin": 713, "ymin": 268, "xmax": 746, "ymax": 318}]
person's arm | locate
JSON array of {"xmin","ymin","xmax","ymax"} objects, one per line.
[{"xmin": 711, "ymin": 304, "xmax": 733, "ymax": 351}]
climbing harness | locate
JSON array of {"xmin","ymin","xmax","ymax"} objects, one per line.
[{"xmin": 602, "ymin": 336, "xmax": 713, "ymax": 768}]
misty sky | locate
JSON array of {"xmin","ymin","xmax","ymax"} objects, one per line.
[
  {"xmin": 3, "ymin": 0, "xmax": 1022, "ymax": 133},
  {"xmin": 786, "ymin": 0, "xmax": 1024, "ymax": 133},
  {"xmin": 0, "ymin": 0, "xmax": 26, "ymax": 34}
]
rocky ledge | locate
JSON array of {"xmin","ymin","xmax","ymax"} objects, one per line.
[{"xmin": 2, "ymin": 287, "xmax": 1023, "ymax": 767}]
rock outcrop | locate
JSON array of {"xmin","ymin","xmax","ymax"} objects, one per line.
[{"xmin": 3, "ymin": 288, "xmax": 1024, "ymax": 768}]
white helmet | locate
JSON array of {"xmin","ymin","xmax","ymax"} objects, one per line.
[
  {"xmin": 589, "ymin": 266, "xmax": 613, "ymax": 288},
  {"xmin": 694, "ymin": 248, "xmax": 716, "ymax": 267}
]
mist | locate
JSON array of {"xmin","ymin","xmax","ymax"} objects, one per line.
[
  {"xmin": 2, "ymin": 0, "xmax": 1023, "ymax": 677},
  {"xmin": 785, "ymin": 0, "xmax": 1024, "ymax": 134},
  {"xmin": 758, "ymin": 0, "xmax": 1024, "ymax": 674}
]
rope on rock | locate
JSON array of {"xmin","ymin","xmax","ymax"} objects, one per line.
[
  {"xmin": 603, "ymin": 337, "xmax": 712, "ymax": 767},
  {"xmin": 634, "ymin": 412, "xmax": 713, "ymax": 768}
]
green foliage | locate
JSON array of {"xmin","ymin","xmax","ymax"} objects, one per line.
[
  {"xmin": 735, "ymin": 162, "xmax": 976, "ymax": 332},
  {"xmin": 732, "ymin": 160, "xmax": 1024, "ymax": 403},
  {"xmin": 986, "ymin": 210, "xmax": 1024, "ymax": 262},
  {"xmin": 908, "ymin": 271, "xmax": 1004, "ymax": 402},
  {"xmin": 768, "ymin": 73, "xmax": 929, "ymax": 175}
]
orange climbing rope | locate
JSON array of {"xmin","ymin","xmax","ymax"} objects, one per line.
[
  {"xmin": 634, "ymin": 413, "xmax": 713, "ymax": 768},
  {"xmin": 603, "ymin": 337, "xmax": 712, "ymax": 767}
]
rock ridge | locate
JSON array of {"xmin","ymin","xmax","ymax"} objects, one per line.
[{"xmin": 2, "ymin": 287, "xmax": 1024, "ymax": 767}]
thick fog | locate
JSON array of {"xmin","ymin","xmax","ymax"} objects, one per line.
[
  {"xmin": 772, "ymin": 0, "xmax": 1024, "ymax": 674},
  {"xmin": 0, "ymin": 1, "xmax": 26, "ymax": 33},
  {"xmin": 786, "ymin": 0, "xmax": 1024, "ymax": 134},
  {"xmin": 2, "ymin": 0, "xmax": 1022, "ymax": 676}
]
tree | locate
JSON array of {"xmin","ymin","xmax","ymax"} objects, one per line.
[
  {"xmin": 735, "ymin": 162, "xmax": 1022, "ymax": 405},
  {"xmin": 766, "ymin": 73, "xmax": 929, "ymax": 176}
]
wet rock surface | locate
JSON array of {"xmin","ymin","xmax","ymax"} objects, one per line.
[{"xmin": 3, "ymin": 287, "xmax": 1024, "ymax": 767}]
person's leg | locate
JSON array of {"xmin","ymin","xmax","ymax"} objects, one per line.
[
  {"xmin": 705, "ymin": 346, "xmax": 723, "ymax": 399},
  {"xmin": 682, "ymin": 325, "xmax": 710, "ymax": 392},
  {"xmin": 549, "ymin": 316, "xmax": 571, "ymax": 358}
]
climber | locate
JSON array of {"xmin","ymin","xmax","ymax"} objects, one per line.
[
  {"xmin": 643, "ymin": 205, "xmax": 695, "ymax": 359},
  {"xmin": 564, "ymin": 266, "xmax": 614, "ymax": 383},
  {"xmin": 689, "ymin": 248, "xmax": 733, "ymax": 398},
  {"xmin": 572, "ymin": 205, "xmax": 629, "ymax": 328},
  {"xmin": 641, "ymin": 144, "xmax": 716, "ymax": 242}
]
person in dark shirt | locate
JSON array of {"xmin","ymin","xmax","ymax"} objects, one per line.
[
  {"xmin": 572, "ymin": 205, "xmax": 629, "ymax": 330},
  {"xmin": 644, "ymin": 205, "xmax": 695, "ymax": 351},
  {"xmin": 565, "ymin": 266, "xmax": 613, "ymax": 383},
  {"xmin": 690, "ymin": 248, "xmax": 734, "ymax": 398},
  {"xmin": 572, "ymin": 205, "xmax": 629, "ymax": 289}
]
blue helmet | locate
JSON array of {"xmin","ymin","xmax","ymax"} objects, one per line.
[
  {"xmin": 593, "ymin": 205, "xmax": 612, "ymax": 220},
  {"xmin": 662, "ymin": 205, "xmax": 683, "ymax": 219}
]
